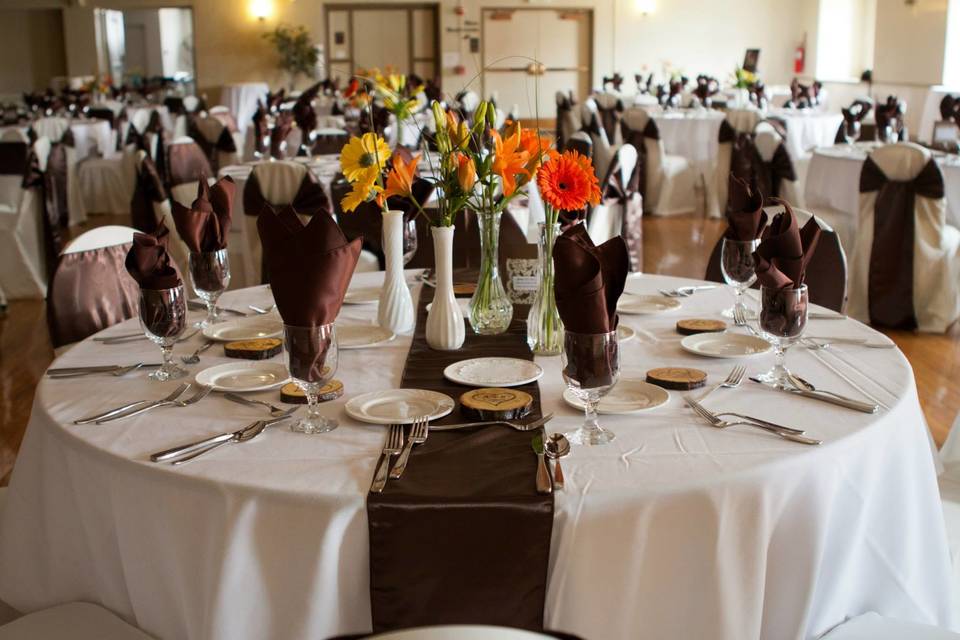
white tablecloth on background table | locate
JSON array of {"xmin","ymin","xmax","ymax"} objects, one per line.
[
  {"xmin": 69, "ymin": 120, "xmax": 115, "ymax": 160},
  {"xmin": 220, "ymin": 83, "xmax": 269, "ymax": 136},
  {"xmin": 727, "ymin": 108, "xmax": 844, "ymax": 160},
  {"xmin": 0, "ymin": 271, "xmax": 951, "ymax": 640},
  {"xmin": 918, "ymin": 87, "xmax": 958, "ymax": 144},
  {"xmin": 650, "ymin": 110, "xmax": 725, "ymax": 169},
  {"xmin": 805, "ymin": 144, "xmax": 960, "ymax": 255}
]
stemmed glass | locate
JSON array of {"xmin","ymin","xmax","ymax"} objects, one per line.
[
  {"xmin": 882, "ymin": 125, "xmax": 897, "ymax": 145},
  {"xmin": 721, "ymin": 238, "xmax": 759, "ymax": 319},
  {"xmin": 140, "ymin": 285, "xmax": 188, "ymax": 381},
  {"xmin": 756, "ymin": 285, "xmax": 809, "ymax": 386},
  {"xmin": 561, "ymin": 330, "xmax": 620, "ymax": 445},
  {"xmin": 188, "ymin": 249, "xmax": 230, "ymax": 328},
  {"xmin": 402, "ymin": 217, "xmax": 418, "ymax": 266},
  {"xmin": 843, "ymin": 120, "xmax": 861, "ymax": 146},
  {"xmin": 283, "ymin": 324, "xmax": 339, "ymax": 434}
]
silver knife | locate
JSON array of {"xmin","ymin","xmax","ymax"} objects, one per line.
[
  {"xmin": 532, "ymin": 434, "xmax": 552, "ymax": 494},
  {"xmin": 750, "ymin": 377, "xmax": 879, "ymax": 413},
  {"xmin": 150, "ymin": 410, "xmax": 297, "ymax": 463}
]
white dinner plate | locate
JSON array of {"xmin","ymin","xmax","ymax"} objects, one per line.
[
  {"xmin": 343, "ymin": 287, "xmax": 381, "ymax": 304},
  {"xmin": 617, "ymin": 324, "xmax": 636, "ymax": 343},
  {"xmin": 680, "ymin": 332, "xmax": 771, "ymax": 358},
  {"xmin": 563, "ymin": 378, "xmax": 669, "ymax": 414},
  {"xmin": 345, "ymin": 389, "xmax": 456, "ymax": 425},
  {"xmin": 336, "ymin": 324, "xmax": 396, "ymax": 349},
  {"xmin": 617, "ymin": 294, "xmax": 682, "ymax": 315},
  {"xmin": 195, "ymin": 362, "xmax": 289, "ymax": 392},
  {"xmin": 443, "ymin": 357, "xmax": 544, "ymax": 388},
  {"xmin": 202, "ymin": 317, "xmax": 283, "ymax": 342}
]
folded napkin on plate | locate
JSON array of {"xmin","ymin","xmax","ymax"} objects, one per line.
[
  {"xmin": 125, "ymin": 223, "xmax": 181, "ymax": 290},
  {"xmin": 725, "ymin": 175, "xmax": 766, "ymax": 239},
  {"xmin": 553, "ymin": 223, "xmax": 628, "ymax": 333},
  {"xmin": 171, "ymin": 176, "xmax": 236, "ymax": 253},
  {"xmin": 753, "ymin": 202, "xmax": 821, "ymax": 289}
]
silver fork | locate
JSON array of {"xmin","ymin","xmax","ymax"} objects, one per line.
[
  {"xmin": 698, "ymin": 365, "xmax": 746, "ymax": 402},
  {"xmin": 429, "ymin": 413, "xmax": 553, "ymax": 432},
  {"xmin": 223, "ymin": 392, "xmax": 290, "ymax": 417},
  {"xmin": 659, "ymin": 285, "xmax": 716, "ymax": 298},
  {"xmin": 371, "ymin": 425, "xmax": 404, "ymax": 493},
  {"xmin": 96, "ymin": 385, "xmax": 212, "ymax": 423},
  {"xmin": 74, "ymin": 383, "xmax": 190, "ymax": 424},
  {"xmin": 733, "ymin": 305, "xmax": 764, "ymax": 338},
  {"xmin": 685, "ymin": 396, "xmax": 821, "ymax": 444},
  {"xmin": 248, "ymin": 304, "xmax": 276, "ymax": 315},
  {"xmin": 390, "ymin": 416, "xmax": 429, "ymax": 479},
  {"xmin": 181, "ymin": 340, "xmax": 215, "ymax": 365}
]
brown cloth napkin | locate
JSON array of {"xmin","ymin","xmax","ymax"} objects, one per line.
[
  {"xmin": 171, "ymin": 176, "xmax": 236, "ymax": 253},
  {"xmin": 367, "ymin": 293, "xmax": 553, "ymax": 632},
  {"xmin": 257, "ymin": 205, "xmax": 361, "ymax": 327},
  {"xmin": 753, "ymin": 202, "xmax": 821, "ymax": 290},
  {"xmin": 124, "ymin": 223, "xmax": 182, "ymax": 290},
  {"xmin": 553, "ymin": 223, "xmax": 628, "ymax": 334},
  {"xmin": 725, "ymin": 175, "xmax": 767, "ymax": 239}
]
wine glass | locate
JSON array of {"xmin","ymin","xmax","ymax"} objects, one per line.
[
  {"xmin": 720, "ymin": 238, "xmax": 759, "ymax": 319},
  {"xmin": 140, "ymin": 285, "xmax": 188, "ymax": 381},
  {"xmin": 188, "ymin": 249, "xmax": 230, "ymax": 328},
  {"xmin": 755, "ymin": 285, "xmax": 809, "ymax": 386},
  {"xmin": 402, "ymin": 217, "xmax": 418, "ymax": 266},
  {"xmin": 882, "ymin": 125, "xmax": 897, "ymax": 145},
  {"xmin": 843, "ymin": 120, "xmax": 861, "ymax": 146},
  {"xmin": 283, "ymin": 324, "xmax": 339, "ymax": 434},
  {"xmin": 562, "ymin": 330, "xmax": 620, "ymax": 445}
]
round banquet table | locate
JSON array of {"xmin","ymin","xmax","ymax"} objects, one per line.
[
  {"xmin": 804, "ymin": 144, "xmax": 960, "ymax": 257},
  {"xmin": 726, "ymin": 107, "xmax": 844, "ymax": 160},
  {"xmin": 0, "ymin": 271, "xmax": 952, "ymax": 640},
  {"xmin": 220, "ymin": 82, "xmax": 270, "ymax": 136},
  {"xmin": 650, "ymin": 110, "xmax": 725, "ymax": 169}
]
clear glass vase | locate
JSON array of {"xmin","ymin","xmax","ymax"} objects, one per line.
[
  {"xmin": 527, "ymin": 222, "xmax": 564, "ymax": 355},
  {"xmin": 468, "ymin": 210, "xmax": 513, "ymax": 335}
]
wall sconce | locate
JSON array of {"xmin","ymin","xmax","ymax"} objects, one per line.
[
  {"xmin": 635, "ymin": 0, "xmax": 655, "ymax": 15},
  {"xmin": 250, "ymin": 0, "xmax": 273, "ymax": 22}
]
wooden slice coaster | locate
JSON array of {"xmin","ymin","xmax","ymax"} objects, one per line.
[
  {"xmin": 460, "ymin": 387, "xmax": 533, "ymax": 421},
  {"xmin": 676, "ymin": 319, "xmax": 727, "ymax": 336},
  {"xmin": 452, "ymin": 283, "xmax": 476, "ymax": 295},
  {"xmin": 646, "ymin": 367, "xmax": 707, "ymax": 390},
  {"xmin": 280, "ymin": 379, "xmax": 344, "ymax": 404},
  {"xmin": 224, "ymin": 338, "xmax": 282, "ymax": 360}
]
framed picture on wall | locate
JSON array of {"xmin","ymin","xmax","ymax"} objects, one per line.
[{"xmin": 743, "ymin": 49, "xmax": 760, "ymax": 72}]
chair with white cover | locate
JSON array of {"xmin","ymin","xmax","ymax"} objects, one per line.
[
  {"xmin": 620, "ymin": 106, "xmax": 696, "ymax": 216},
  {"xmin": 580, "ymin": 98, "xmax": 615, "ymax": 183},
  {"xmin": 29, "ymin": 117, "xmax": 86, "ymax": 226},
  {"xmin": 458, "ymin": 91, "xmax": 481, "ymax": 119},
  {"xmin": 47, "ymin": 225, "xmax": 139, "ymax": 351},
  {"xmin": 164, "ymin": 138, "xmax": 215, "ymax": 290},
  {"xmin": 564, "ymin": 131, "xmax": 593, "ymax": 160},
  {"xmin": 555, "ymin": 92, "xmax": 581, "ymax": 151},
  {"xmin": 592, "ymin": 91, "xmax": 624, "ymax": 146},
  {"xmin": 0, "ymin": 138, "xmax": 48, "ymax": 299},
  {"xmin": 0, "ymin": 602, "xmax": 152, "ymax": 640},
  {"xmin": 845, "ymin": 142, "xmax": 960, "ymax": 332},
  {"xmin": 587, "ymin": 143, "xmax": 642, "ymax": 270},
  {"xmin": 753, "ymin": 121, "xmax": 802, "ymax": 207},
  {"xmin": 189, "ymin": 113, "xmax": 239, "ymax": 172},
  {"xmin": 817, "ymin": 612, "xmax": 960, "ymax": 639},
  {"xmin": 707, "ymin": 119, "xmax": 736, "ymax": 218}
]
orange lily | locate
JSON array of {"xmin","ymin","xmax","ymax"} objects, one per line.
[
  {"xmin": 518, "ymin": 127, "xmax": 553, "ymax": 177},
  {"xmin": 377, "ymin": 152, "xmax": 420, "ymax": 206},
  {"xmin": 455, "ymin": 152, "xmax": 476, "ymax": 192},
  {"xmin": 491, "ymin": 128, "xmax": 530, "ymax": 197}
]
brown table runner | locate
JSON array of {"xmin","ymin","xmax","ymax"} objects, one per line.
[{"xmin": 366, "ymin": 290, "xmax": 554, "ymax": 632}]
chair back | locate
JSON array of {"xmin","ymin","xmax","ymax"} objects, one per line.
[
  {"xmin": 621, "ymin": 106, "xmax": 663, "ymax": 211},
  {"xmin": 182, "ymin": 95, "xmax": 202, "ymax": 113},
  {"xmin": 592, "ymin": 92, "xmax": 623, "ymax": 145},
  {"xmin": 249, "ymin": 161, "xmax": 310, "ymax": 206},
  {"xmin": 166, "ymin": 137, "xmax": 213, "ymax": 191},
  {"xmin": 31, "ymin": 117, "xmax": 70, "ymax": 144},
  {"xmin": 704, "ymin": 208, "xmax": 847, "ymax": 312},
  {"xmin": 589, "ymin": 143, "xmax": 642, "ymax": 269},
  {"xmin": 358, "ymin": 626, "xmax": 582, "ymax": 640},
  {"xmin": 555, "ymin": 91, "xmax": 581, "ymax": 151},
  {"xmin": 580, "ymin": 98, "xmax": 613, "ymax": 181},
  {"xmin": 752, "ymin": 123, "xmax": 797, "ymax": 201},
  {"xmin": 47, "ymin": 225, "xmax": 139, "ymax": 347},
  {"xmin": 565, "ymin": 131, "xmax": 593, "ymax": 159}
]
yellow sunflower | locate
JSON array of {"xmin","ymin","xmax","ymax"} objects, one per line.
[
  {"xmin": 340, "ymin": 176, "xmax": 383, "ymax": 213},
  {"xmin": 339, "ymin": 133, "xmax": 391, "ymax": 183}
]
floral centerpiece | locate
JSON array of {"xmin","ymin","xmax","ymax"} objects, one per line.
[{"xmin": 526, "ymin": 149, "xmax": 601, "ymax": 355}]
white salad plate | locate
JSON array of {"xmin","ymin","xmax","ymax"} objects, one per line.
[
  {"xmin": 336, "ymin": 324, "xmax": 396, "ymax": 349},
  {"xmin": 443, "ymin": 357, "xmax": 544, "ymax": 388},
  {"xmin": 680, "ymin": 332, "xmax": 772, "ymax": 358},
  {"xmin": 202, "ymin": 317, "xmax": 283, "ymax": 342},
  {"xmin": 617, "ymin": 294, "xmax": 682, "ymax": 315},
  {"xmin": 195, "ymin": 362, "xmax": 289, "ymax": 392},
  {"xmin": 562, "ymin": 378, "xmax": 669, "ymax": 414},
  {"xmin": 345, "ymin": 389, "xmax": 456, "ymax": 425}
]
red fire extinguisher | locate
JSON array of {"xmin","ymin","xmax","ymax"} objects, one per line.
[{"xmin": 795, "ymin": 34, "xmax": 806, "ymax": 74}]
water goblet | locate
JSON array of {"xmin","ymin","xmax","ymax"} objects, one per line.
[
  {"xmin": 843, "ymin": 120, "xmax": 861, "ymax": 146},
  {"xmin": 756, "ymin": 284, "xmax": 809, "ymax": 386},
  {"xmin": 402, "ymin": 217, "xmax": 418, "ymax": 266},
  {"xmin": 188, "ymin": 249, "xmax": 231, "ymax": 328},
  {"xmin": 140, "ymin": 285, "xmax": 188, "ymax": 381},
  {"xmin": 562, "ymin": 330, "xmax": 620, "ymax": 445},
  {"xmin": 283, "ymin": 324, "xmax": 339, "ymax": 434},
  {"xmin": 721, "ymin": 237, "xmax": 759, "ymax": 318}
]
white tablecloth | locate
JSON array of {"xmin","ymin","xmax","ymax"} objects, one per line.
[
  {"xmin": 918, "ymin": 87, "xmax": 958, "ymax": 144},
  {"xmin": 0, "ymin": 271, "xmax": 951, "ymax": 640},
  {"xmin": 727, "ymin": 108, "xmax": 844, "ymax": 160},
  {"xmin": 805, "ymin": 144, "xmax": 960, "ymax": 253},
  {"xmin": 70, "ymin": 120, "xmax": 115, "ymax": 160},
  {"xmin": 220, "ymin": 83, "xmax": 269, "ymax": 136},
  {"xmin": 651, "ymin": 110, "xmax": 725, "ymax": 170}
]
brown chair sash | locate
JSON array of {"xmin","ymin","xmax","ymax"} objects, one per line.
[
  {"xmin": 718, "ymin": 119, "xmax": 736, "ymax": 144},
  {"xmin": 167, "ymin": 141, "xmax": 213, "ymax": 189},
  {"xmin": 270, "ymin": 112, "xmax": 294, "ymax": 159},
  {"xmin": 130, "ymin": 155, "xmax": 167, "ymax": 233},
  {"xmin": 752, "ymin": 142, "xmax": 796, "ymax": 200},
  {"xmin": 251, "ymin": 106, "xmax": 268, "ymax": 156},
  {"xmin": 46, "ymin": 241, "xmax": 139, "ymax": 347},
  {"xmin": 595, "ymin": 150, "xmax": 643, "ymax": 271},
  {"xmin": 859, "ymin": 156, "xmax": 945, "ymax": 329},
  {"xmin": 0, "ymin": 141, "xmax": 28, "ymax": 176},
  {"xmin": 596, "ymin": 98, "xmax": 623, "ymax": 144},
  {"xmin": 620, "ymin": 118, "xmax": 658, "ymax": 206},
  {"xmin": 729, "ymin": 133, "xmax": 755, "ymax": 192},
  {"xmin": 187, "ymin": 118, "xmax": 237, "ymax": 172},
  {"xmin": 555, "ymin": 94, "xmax": 576, "ymax": 151},
  {"xmin": 564, "ymin": 136, "xmax": 592, "ymax": 159},
  {"xmin": 22, "ymin": 148, "xmax": 64, "ymax": 278}
]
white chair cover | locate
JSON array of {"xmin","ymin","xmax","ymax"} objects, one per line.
[
  {"xmin": 754, "ymin": 123, "xmax": 803, "ymax": 207},
  {"xmin": 622, "ymin": 106, "xmax": 695, "ymax": 216},
  {"xmin": 459, "ymin": 91, "xmax": 480, "ymax": 116},
  {"xmin": 31, "ymin": 117, "xmax": 69, "ymax": 144},
  {"xmin": 63, "ymin": 225, "xmax": 136, "ymax": 254},
  {"xmin": 0, "ymin": 139, "xmax": 48, "ymax": 299},
  {"xmin": 818, "ymin": 612, "xmax": 960, "ymax": 639},
  {"xmin": 847, "ymin": 143, "xmax": 960, "ymax": 332},
  {"xmin": 588, "ymin": 143, "xmax": 638, "ymax": 245},
  {"xmin": 182, "ymin": 96, "xmax": 201, "ymax": 113},
  {"xmin": 581, "ymin": 98, "xmax": 615, "ymax": 182},
  {"xmin": 0, "ymin": 602, "xmax": 151, "ymax": 640},
  {"xmin": 593, "ymin": 91, "xmax": 624, "ymax": 146}
]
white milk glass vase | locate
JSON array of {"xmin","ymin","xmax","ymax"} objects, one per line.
[
  {"xmin": 425, "ymin": 225, "xmax": 465, "ymax": 350},
  {"xmin": 377, "ymin": 210, "xmax": 415, "ymax": 334}
]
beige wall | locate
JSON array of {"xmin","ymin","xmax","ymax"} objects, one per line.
[
  {"xmin": 873, "ymin": 0, "xmax": 947, "ymax": 85},
  {"xmin": 0, "ymin": 9, "xmax": 66, "ymax": 94}
]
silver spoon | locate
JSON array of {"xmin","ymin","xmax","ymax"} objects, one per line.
[{"xmin": 545, "ymin": 433, "xmax": 570, "ymax": 490}]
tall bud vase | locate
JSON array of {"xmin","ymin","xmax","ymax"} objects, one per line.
[
  {"xmin": 378, "ymin": 210, "xmax": 415, "ymax": 334},
  {"xmin": 468, "ymin": 211, "xmax": 513, "ymax": 334},
  {"xmin": 426, "ymin": 225, "xmax": 465, "ymax": 350},
  {"xmin": 526, "ymin": 221, "xmax": 563, "ymax": 355}
]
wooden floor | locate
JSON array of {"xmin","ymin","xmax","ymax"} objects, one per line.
[{"xmin": 1, "ymin": 213, "xmax": 958, "ymax": 485}]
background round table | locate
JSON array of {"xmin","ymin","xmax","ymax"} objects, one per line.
[
  {"xmin": 0, "ymin": 271, "xmax": 951, "ymax": 640},
  {"xmin": 651, "ymin": 110, "xmax": 725, "ymax": 170}
]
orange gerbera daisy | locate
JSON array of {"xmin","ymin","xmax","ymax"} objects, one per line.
[
  {"xmin": 537, "ymin": 150, "xmax": 601, "ymax": 211},
  {"xmin": 491, "ymin": 129, "xmax": 530, "ymax": 197}
]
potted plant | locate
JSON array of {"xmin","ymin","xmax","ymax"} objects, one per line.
[{"xmin": 263, "ymin": 25, "xmax": 319, "ymax": 90}]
